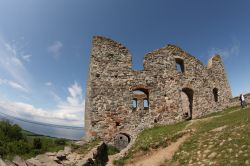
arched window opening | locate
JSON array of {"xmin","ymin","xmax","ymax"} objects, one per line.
[
  {"xmin": 132, "ymin": 88, "xmax": 149, "ymax": 111},
  {"xmin": 213, "ymin": 88, "xmax": 218, "ymax": 102},
  {"xmin": 175, "ymin": 58, "xmax": 185, "ymax": 73}
]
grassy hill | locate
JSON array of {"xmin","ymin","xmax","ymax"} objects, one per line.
[{"xmin": 114, "ymin": 106, "xmax": 250, "ymax": 166}]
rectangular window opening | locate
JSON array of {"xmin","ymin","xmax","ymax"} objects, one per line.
[
  {"xmin": 132, "ymin": 99, "xmax": 137, "ymax": 109},
  {"xmin": 143, "ymin": 99, "xmax": 149, "ymax": 109},
  {"xmin": 175, "ymin": 58, "xmax": 184, "ymax": 73}
]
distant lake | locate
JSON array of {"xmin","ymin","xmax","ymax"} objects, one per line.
[{"xmin": 0, "ymin": 111, "xmax": 84, "ymax": 140}]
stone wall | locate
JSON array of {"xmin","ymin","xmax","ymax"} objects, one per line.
[{"xmin": 85, "ymin": 36, "xmax": 232, "ymax": 148}]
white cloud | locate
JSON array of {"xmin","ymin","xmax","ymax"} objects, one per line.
[
  {"xmin": 209, "ymin": 40, "xmax": 240, "ymax": 59},
  {"xmin": 48, "ymin": 41, "xmax": 63, "ymax": 59},
  {"xmin": 0, "ymin": 82, "xmax": 85, "ymax": 127},
  {"xmin": 21, "ymin": 54, "xmax": 32, "ymax": 62},
  {"xmin": 67, "ymin": 82, "xmax": 83, "ymax": 106},
  {"xmin": 45, "ymin": 82, "xmax": 53, "ymax": 86},
  {"xmin": 0, "ymin": 36, "xmax": 30, "ymax": 91},
  {"xmin": 0, "ymin": 78, "xmax": 28, "ymax": 93}
]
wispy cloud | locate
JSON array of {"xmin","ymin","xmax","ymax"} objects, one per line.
[
  {"xmin": 0, "ymin": 36, "xmax": 30, "ymax": 91},
  {"xmin": 21, "ymin": 54, "xmax": 32, "ymax": 62},
  {"xmin": 0, "ymin": 82, "xmax": 85, "ymax": 127},
  {"xmin": 0, "ymin": 78, "xmax": 28, "ymax": 93},
  {"xmin": 50, "ymin": 91, "xmax": 62, "ymax": 103},
  {"xmin": 48, "ymin": 41, "xmax": 63, "ymax": 59},
  {"xmin": 209, "ymin": 40, "xmax": 240, "ymax": 59}
]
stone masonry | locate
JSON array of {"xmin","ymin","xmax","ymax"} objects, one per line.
[{"xmin": 85, "ymin": 36, "xmax": 232, "ymax": 149}]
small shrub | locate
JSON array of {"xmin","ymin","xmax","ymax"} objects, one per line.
[
  {"xmin": 55, "ymin": 138, "xmax": 67, "ymax": 146},
  {"xmin": 33, "ymin": 138, "xmax": 42, "ymax": 149},
  {"xmin": 107, "ymin": 144, "xmax": 120, "ymax": 155},
  {"xmin": 139, "ymin": 144, "xmax": 149, "ymax": 151}
]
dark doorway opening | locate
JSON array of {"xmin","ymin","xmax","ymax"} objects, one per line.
[
  {"xmin": 175, "ymin": 58, "xmax": 185, "ymax": 73},
  {"xmin": 213, "ymin": 88, "xmax": 218, "ymax": 102},
  {"xmin": 181, "ymin": 88, "xmax": 194, "ymax": 120}
]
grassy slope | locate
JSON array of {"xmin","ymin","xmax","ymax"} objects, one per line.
[
  {"xmin": 114, "ymin": 121, "xmax": 188, "ymax": 165},
  {"xmin": 115, "ymin": 106, "xmax": 250, "ymax": 166},
  {"xmin": 172, "ymin": 106, "xmax": 250, "ymax": 166}
]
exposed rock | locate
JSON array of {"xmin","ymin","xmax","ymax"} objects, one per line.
[
  {"xmin": 64, "ymin": 146, "xmax": 72, "ymax": 155},
  {"xmin": 36, "ymin": 154, "xmax": 52, "ymax": 162},
  {"xmin": 26, "ymin": 158, "xmax": 43, "ymax": 166},
  {"xmin": 0, "ymin": 158, "xmax": 7, "ymax": 166},
  {"xmin": 12, "ymin": 156, "xmax": 27, "ymax": 166},
  {"xmin": 82, "ymin": 158, "xmax": 94, "ymax": 166},
  {"xmin": 56, "ymin": 150, "xmax": 67, "ymax": 161},
  {"xmin": 211, "ymin": 125, "xmax": 227, "ymax": 132},
  {"xmin": 45, "ymin": 152, "xmax": 57, "ymax": 156},
  {"xmin": 208, "ymin": 152, "xmax": 217, "ymax": 159}
]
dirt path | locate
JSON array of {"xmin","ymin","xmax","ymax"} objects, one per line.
[{"xmin": 125, "ymin": 134, "xmax": 190, "ymax": 166}]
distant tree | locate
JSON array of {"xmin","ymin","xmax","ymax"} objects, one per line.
[{"xmin": 0, "ymin": 121, "xmax": 23, "ymax": 141}]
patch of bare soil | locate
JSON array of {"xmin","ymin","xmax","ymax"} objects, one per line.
[{"xmin": 125, "ymin": 134, "xmax": 190, "ymax": 166}]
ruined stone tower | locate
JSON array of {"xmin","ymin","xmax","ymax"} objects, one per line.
[{"xmin": 85, "ymin": 36, "xmax": 232, "ymax": 149}]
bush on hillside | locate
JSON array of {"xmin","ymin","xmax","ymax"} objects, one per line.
[
  {"xmin": 54, "ymin": 138, "xmax": 67, "ymax": 146},
  {"xmin": 0, "ymin": 120, "xmax": 68, "ymax": 160},
  {"xmin": 33, "ymin": 138, "xmax": 42, "ymax": 149}
]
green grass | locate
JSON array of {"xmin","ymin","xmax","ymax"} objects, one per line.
[
  {"xmin": 107, "ymin": 144, "xmax": 120, "ymax": 155},
  {"xmin": 114, "ymin": 106, "xmax": 250, "ymax": 166},
  {"xmin": 131, "ymin": 122, "xmax": 188, "ymax": 152},
  {"xmin": 172, "ymin": 106, "xmax": 250, "ymax": 165}
]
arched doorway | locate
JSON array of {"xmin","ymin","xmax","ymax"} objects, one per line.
[{"xmin": 181, "ymin": 88, "xmax": 194, "ymax": 120}]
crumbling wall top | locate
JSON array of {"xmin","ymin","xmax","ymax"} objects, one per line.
[
  {"xmin": 208, "ymin": 54, "xmax": 222, "ymax": 68},
  {"xmin": 92, "ymin": 36, "xmax": 131, "ymax": 56},
  {"xmin": 143, "ymin": 44, "xmax": 207, "ymax": 70}
]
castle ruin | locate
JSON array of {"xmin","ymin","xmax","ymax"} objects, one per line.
[{"xmin": 85, "ymin": 36, "xmax": 232, "ymax": 149}]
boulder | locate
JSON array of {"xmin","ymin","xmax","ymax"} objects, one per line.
[
  {"xmin": 81, "ymin": 158, "xmax": 94, "ymax": 166},
  {"xmin": 64, "ymin": 146, "xmax": 72, "ymax": 155},
  {"xmin": 26, "ymin": 158, "xmax": 43, "ymax": 166},
  {"xmin": 12, "ymin": 156, "xmax": 27, "ymax": 166},
  {"xmin": 0, "ymin": 158, "xmax": 7, "ymax": 166},
  {"xmin": 56, "ymin": 150, "xmax": 67, "ymax": 161}
]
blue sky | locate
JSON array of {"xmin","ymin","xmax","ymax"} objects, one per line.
[{"xmin": 0, "ymin": 0, "xmax": 249, "ymax": 127}]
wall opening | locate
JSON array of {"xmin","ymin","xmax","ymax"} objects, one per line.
[
  {"xmin": 181, "ymin": 88, "xmax": 193, "ymax": 120},
  {"xmin": 115, "ymin": 122, "xmax": 120, "ymax": 127},
  {"xmin": 132, "ymin": 99, "xmax": 137, "ymax": 110},
  {"xmin": 114, "ymin": 133, "xmax": 131, "ymax": 150},
  {"xmin": 175, "ymin": 58, "xmax": 184, "ymax": 73},
  {"xmin": 132, "ymin": 88, "xmax": 149, "ymax": 111},
  {"xmin": 213, "ymin": 88, "xmax": 218, "ymax": 102},
  {"xmin": 143, "ymin": 99, "xmax": 149, "ymax": 110}
]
